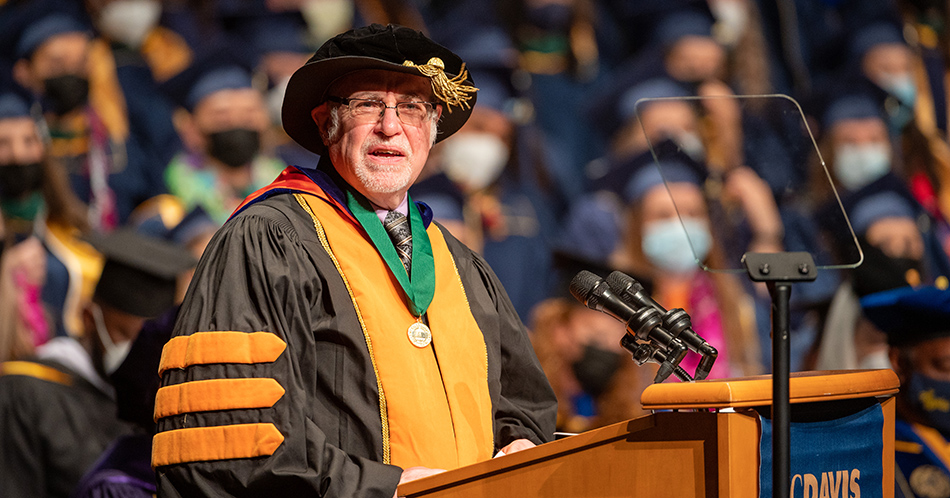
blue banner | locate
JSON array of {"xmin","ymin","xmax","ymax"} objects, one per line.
[{"xmin": 760, "ymin": 404, "xmax": 885, "ymax": 498}]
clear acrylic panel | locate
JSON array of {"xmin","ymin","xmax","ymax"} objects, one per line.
[{"xmin": 634, "ymin": 94, "xmax": 862, "ymax": 274}]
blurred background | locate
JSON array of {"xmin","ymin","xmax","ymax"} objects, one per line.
[{"xmin": 1, "ymin": 0, "xmax": 948, "ymax": 452}]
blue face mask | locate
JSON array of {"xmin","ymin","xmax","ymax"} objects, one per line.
[
  {"xmin": 907, "ymin": 372, "xmax": 950, "ymax": 436},
  {"xmin": 879, "ymin": 74, "xmax": 917, "ymax": 134},
  {"xmin": 833, "ymin": 143, "xmax": 891, "ymax": 191},
  {"xmin": 642, "ymin": 217, "xmax": 711, "ymax": 274},
  {"xmin": 882, "ymin": 74, "xmax": 917, "ymax": 107}
]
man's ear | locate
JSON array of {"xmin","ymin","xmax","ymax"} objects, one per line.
[
  {"xmin": 311, "ymin": 103, "xmax": 330, "ymax": 142},
  {"xmin": 12, "ymin": 59, "xmax": 36, "ymax": 94},
  {"xmin": 173, "ymin": 109, "xmax": 205, "ymax": 155}
]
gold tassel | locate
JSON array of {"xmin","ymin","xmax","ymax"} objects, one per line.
[{"xmin": 403, "ymin": 57, "xmax": 478, "ymax": 113}]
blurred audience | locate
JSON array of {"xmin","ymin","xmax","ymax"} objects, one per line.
[
  {"xmin": 0, "ymin": 229, "xmax": 195, "ymax": 498},
  {"xmin": 161, "ymin": 54, "xmax": 284, "ymax": 224},
  {"xmin": 1, "ymin": 0, "xmax": 949, "ymax": 483},
  {"xmin": 861, "ymin": 284, "xmax": 950, "ymax": 498}
]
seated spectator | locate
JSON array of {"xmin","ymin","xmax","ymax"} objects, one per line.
[
  {"xmin": 71, "ymin": 204, "xmax": 213, "ymax": 498},
  {"xmin": 0, "ymin": 229, "xmax": 195, "ymax": 498},
  {"xmin": 860, "ymin": 284, "xmax": 950, "ymax": 498},
  {"xmin": 815, "ymin": 175, "xmax": 950, "ymax": 370},
  {"xmin": 161, "ymin": 54, "xmax": 285, "ymax": 224},
  {"xmin": 12, "ymin": 12, "xmax": 175, "ymax": 226},
  {"xmin": 609, "ymin": 150, "xmax": 763, "ymax": 378},
  {"xmin": 529, "ymin": 252, "xmax": 655, "ymax": 433},
  {"xmin": 0, "ymin": 91, "xmax": 102, "ymax": 358}
]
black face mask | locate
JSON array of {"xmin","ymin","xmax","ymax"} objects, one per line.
[
  {"xmin": 852, "ymin": 236, "xmax": 923, "ymax": 297},
  {"xmin": 43, "ymin": 74, "xmax": 89, "ymax": 116},
  {"xmin": 0, "ymin": 162, "xmax": 44, "ymax": 200},
  {"xmin": 207, "ymin": 129, "xmax": 260, "ymax": 168},
  {"xmin": 571, "ymin": 344, "xmax": 624, "ymax": 398}
]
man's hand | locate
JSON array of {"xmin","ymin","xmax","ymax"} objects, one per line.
[
  {"xmin": 395, "ymin": 466, "xmax": 446, "ymax": 498},
  {"xmin": 493, "ymin": 438, "xmax": 536, "ymax": 458}
]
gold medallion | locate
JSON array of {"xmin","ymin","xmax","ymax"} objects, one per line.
[{"xmin": 407, "ymin": 322, "xmax": 432, "ymax": 348}]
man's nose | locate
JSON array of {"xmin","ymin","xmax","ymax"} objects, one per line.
[{"xmin": 376, "ymin": 106, "xmax": 402, "ymax": 136}]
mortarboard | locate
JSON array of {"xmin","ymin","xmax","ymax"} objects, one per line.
[
  {"xmin": 15, "ymin": 13, "xmax": 90, "ymax": 60},
  {"xmin": 86, "ymin": 229, "xmax": 197, "ymax": 318},
  {"xmin": 821, "ymin": 92, "xmax": 885, "ymax": 131},
  {"xmin": 618, "ymin": 76, "xmax": 694, "ymax": 126},
  {"xmin": 0, "ymin": 92, "xmax": 31, "ymax": 120},
  {"xmin": 861, "ymin": 284, "xmax": 950, "ymax": 347},
  {"xmin": 590, "ymin": 139, "xmax": 706, "ymax": 203},
  {"xmin": 652, "ymin": 9, "xmax": 715, "ymax": 49},
  {"xmin": 159, "ymin": 48, "xmax": 254, "ymax": 112},
  {"xmin": 282, "ymin": 24, "xmax": 477, "ymax": 155},
  {"xmin": 849, "ymin": 22, "xmax": 906, "ymax": 62}
]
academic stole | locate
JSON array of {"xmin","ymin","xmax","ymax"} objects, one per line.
[{"xmin": 300, "ymin": 191, "xmax": 493, "ymax": 469}]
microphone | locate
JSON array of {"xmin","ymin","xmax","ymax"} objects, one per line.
[
  {"xmin": 606, "ymin": 271, "xmax": 719, "ymax": 380},
  {"xmin": 570, "ymin": 271, "xmax": 688, "ymax": 382}
]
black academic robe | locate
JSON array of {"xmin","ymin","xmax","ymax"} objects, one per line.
[
  {"xmin": 155, "ymin": 192, "xmax": 557, "ymax": 498},
  {"xmin": 0, "ymin": 359, "xmax": 130, "ymax": 498}
]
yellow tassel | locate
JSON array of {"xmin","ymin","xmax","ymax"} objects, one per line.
[{"xmin": 403, "ymin": 57, "xmax": 478, "ymax": 113}]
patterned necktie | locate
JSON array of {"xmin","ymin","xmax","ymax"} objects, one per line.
[{"xmin": 384, "ymin": 210, "xmax": 412, "ymax": 275}]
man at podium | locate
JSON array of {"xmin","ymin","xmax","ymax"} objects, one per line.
[
  {"xmin": 150, "ymin": 24, "xmax": 557, "ymax": 498},
  {"xmin": 862, "ymin": 284, "xmax": 950, "ymax": 498}
]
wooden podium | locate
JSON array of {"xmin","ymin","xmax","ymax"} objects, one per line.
[{"xmin": 398, "ymin": 370, "xmax": 899, "ymax": 498}]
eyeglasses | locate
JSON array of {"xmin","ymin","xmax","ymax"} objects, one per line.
[{"xmin": 327, "ymin": 96, "xmax": 437, "ymax": 126}]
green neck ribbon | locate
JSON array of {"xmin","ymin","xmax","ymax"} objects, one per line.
[{"xmin": 344, "ymin": 189, "xmax": 435, "ymax": 317}]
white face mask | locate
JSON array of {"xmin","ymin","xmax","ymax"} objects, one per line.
[
  {"xmin": 642, "ymin": 217, "xmax": 712, "ymax": 274},
  {"xmin": 674, "ymin": 131, "xmax": 706, "ymax": 162},
  {"xmin": 833, "ymin": 142, "xmax": 891, "ymax": 191},
  {"xmin": 858, "ymin": 349, "xmax": 892, "ymax": 370},
  {"xmin": 440, "ymin": 132, "xmax": 510, "ymax": 191},
  {"xmin": 92, "ymin": 304, "xmax": 132, "ymax": 375},
  {"xmin": 97, "ymin": 0, "xmax": 162, "ymax": 49},
  {"xmin": 710, "ymin": 0, "xmax": 748, "ymax": 47}
]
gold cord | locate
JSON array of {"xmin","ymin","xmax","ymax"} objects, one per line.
[{"xmin": 403, "ymin": 57, "xmax": 478, "ymax": 113}]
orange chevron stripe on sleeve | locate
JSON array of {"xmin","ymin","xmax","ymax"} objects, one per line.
[
  {"xmin": 158, "ymin": 331, "xmax": 286, "ymax": 375},
  {"xmin": 154, "ymin": 378, "xmax": 285, "ymax": 420},
  {"xmin": 151, "ymin": 423, "xmax": 284, "ymax": 467}
]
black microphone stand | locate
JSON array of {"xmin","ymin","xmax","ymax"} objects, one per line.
[{"xmin": 741, "ymin": 252, "xmax": 816, "ymax": 498}]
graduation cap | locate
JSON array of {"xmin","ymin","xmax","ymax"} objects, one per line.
[
  {"xmin": 820, "ymin": 91, "xmax": 886, "ymax": 131},
  {"xmin": 849, "ymin": 21, "xmax": 906, "ymax": 62},
  {"xmin": 87, "ymin": 229, "xmax": 197, "ymax": 318},
  {"xmin": 583, "ymin": 70, "xmax": 693, "ymax": 141},
  {"xmin": 861, "ymin": 284, "xmax": 950, "ymax": 347},
  {"xmin": 159, "ymin": 48, "xmax": 254, "ymax": 112},
  {"xmin": 282, "ymin": 23, "xmax": 477, "ymax": 155},
  {"xmin": 0, "ymin": 92, "xmax": 31, "ymax": 120},
  {"xmin": 590, "ymin": 139, "xmax": 706, "ymax": 203},
  {"xmin": 15, "ymin": 13, "xmax": 91, "ymax": 60},
  {"xmin": 651, "ymin": 9, "xmax": 715, "ymax": 49}
]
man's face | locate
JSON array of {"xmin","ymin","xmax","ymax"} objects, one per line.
[
  {"xmin": 831, "ymin": 117, "xmax": 890, "ymax": 147},
  {"xmin": 192, "ymin": 88, "xmax": 270, "ymax": 135},
  {"xmin": 314, "ymin": 69, "xmax": 442, "ymax": 206},
  {"xmin": 0, "ymin": 117, "xmax": 44, "ymax": 165},
  {"xmin": 900, "ymin": 337, "xmax": 950, "ymax": 382},
  {"xmin": 17, "ymin": 32, "xmax": 90, "ymax": 94}
]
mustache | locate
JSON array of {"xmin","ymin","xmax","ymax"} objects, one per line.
[{"xmin": 362, "ymin": 137, "xmax": 411, "ymax": 156}]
